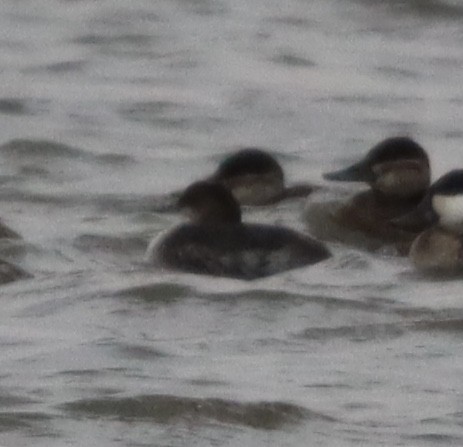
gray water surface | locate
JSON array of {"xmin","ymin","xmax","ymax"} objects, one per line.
[{"xmin": 1, "ymin": 0, "xmax": 463, "ymax": 445}]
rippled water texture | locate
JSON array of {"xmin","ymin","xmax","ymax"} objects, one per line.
[{"xmin": 1, "ymin": 0, "xmax": 463, "ymax": 446}]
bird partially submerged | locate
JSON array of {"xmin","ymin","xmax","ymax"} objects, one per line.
[
  {"xmin": 209, "ymin": 148, "xmax": 315, "ymax": 205},
  {"xmin": 305, "ymin": 137, "xmax": 431, "ymax": 254},
  {"xmin": 147, "ymin": 181, "xmax": 330, "ymax": 279},
  {"xmin": 393, "ymin": 169, "xmax": 463, "ymax": 273}
]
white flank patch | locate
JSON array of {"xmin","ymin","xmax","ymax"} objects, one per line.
[
  {"xmin": 233, "ymin": 184, "xmax": 275, "ymax": 205},
  {"xmin": 144, "ymin": 229, "xmax": 171, "ymax": 264},
  {"xmin": 433, "ymin": 194, "xmax": 463, "ymax": 232}
]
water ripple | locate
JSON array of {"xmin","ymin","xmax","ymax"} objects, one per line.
[{"xmin": 61, "ymin": 394, "xmax": 335, "ymax": 430}]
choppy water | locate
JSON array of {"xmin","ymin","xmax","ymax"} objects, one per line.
[{"xmin": 1, "ymin": 0, "xmax": 463, "ymax": 445}]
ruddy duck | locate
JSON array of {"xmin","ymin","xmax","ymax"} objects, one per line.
[
  {"xmin": 393, "ymin": 169, "xmax": 463, "ymax": 272},
  {"xmin": 305, "ymin": 137, "xmax": 431, "ymax": 254},
  {"xmin": 153, "ymin": 148, "xmax": 316, "ymax": 212},
  {"xmin": 208, "ymin": 148, "xmax": 316, "ymax": 206},
  {"xmin": 147, "ymin": 181, "xmax": 330, "ymax": 279}
]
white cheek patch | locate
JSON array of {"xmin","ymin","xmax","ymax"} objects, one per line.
[
  {"xmin": 374, "ymin": 165, "xmax": 428, "ymax": 197},
  {"xmin": 232, "ymin": 183, "xmax": 277, "ymax": 205},
  {"xmin": 227, "ymin": 174, "xmax": 283, "ymax": 205},
  {"xmin": 432, "ymin": 194, "xmax": 463, "ymax": 231},
  {"xmin": 376, "ymin": 171, "xmax": 398, "ymax": 190}
]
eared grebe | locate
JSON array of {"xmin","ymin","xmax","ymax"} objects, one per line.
[{"xmin": 147, "ymin": 181, "xmax": 330, "ymax": 279}]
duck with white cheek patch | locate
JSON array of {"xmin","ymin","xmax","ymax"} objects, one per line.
[
  {"xmin": 304, "ymin": 137, "xmax": 431, "ymax": 254},
  {"xmin": 155, "ymin": 148, "xmax": 317, "ymax": 211},
  {"xmin": 392, "ymin": 169, "xmax": 463, "ymax": 273},
  {"xmin": 208, "ymin": 147, "xmax": 316, "ymax": 206},
  {"xmin": 146, "ymin": 181, "xmax": 330, "ymax": 280}
]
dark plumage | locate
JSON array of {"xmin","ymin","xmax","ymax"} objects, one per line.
[
  {"xmin": 209, "ymin": 147, "xmax": 315, "ymax": 205},
  {"xmin": 213, "ymin": 148, "xmax": 284, "ymax": 181},
  {"xmin": 306, "ymin": 136, "xmax": 431, "ymax": 254},
  {"xmin": 0, "ymin": 259, "xmax": 31, "ymax": 284},
  {"xmin": 148, "ymin": 181, "xmax": 330, "ymax": 279},
  {"xmin": 324, "ymin": 137, "xmax": 429, "ymax": 188},
  {"xmin": 429, "ymin": 169, "xmax": 463, "ymax": 196},
  {"xmin": 364, "ymin": 137, "xmax": 429, "ymax": 166}
]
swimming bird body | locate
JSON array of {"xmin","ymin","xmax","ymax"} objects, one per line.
[
  {"xmin": 393, "ymin": 169, "xmax": 463, "ymax": 272},
  {"xmin": 305, "ymin": 137, "xmax": 431, "ymax": 254},
  {"xmin": 147, "ymin": 181, "xmax": 330, "ymax": 279}
]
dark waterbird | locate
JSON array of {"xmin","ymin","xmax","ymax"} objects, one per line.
[
  {"xmin": 208, "ymin": 147, "xmax": 316, "ymax": 205},
  {"xmin": 320, "ymin": 136, "xmax": 431, "ymax": 254},
  {"xmin": 152, "ymin": 147, "xmax": 317, "ymax": 212},
  {"xmin": 147, "ymin": 181, "xmax": 330, "ymax": 279}
]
